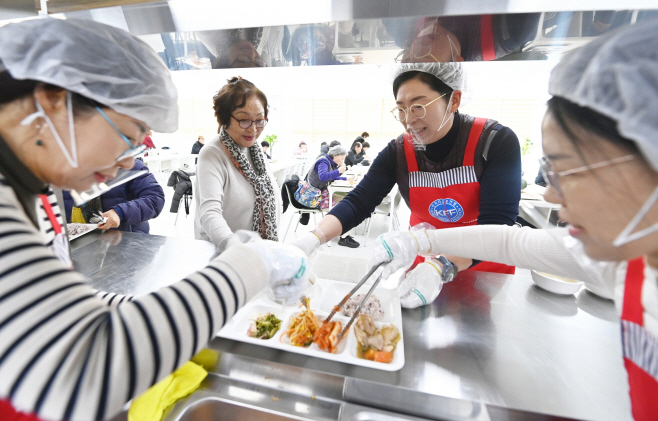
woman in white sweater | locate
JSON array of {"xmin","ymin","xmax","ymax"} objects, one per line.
[
  {"xmin": 363, "ymin": 20, "xmax": 658, "ymax": 421},
  {"xmin": 194, "ymin": 77, "xmax": 280, "ymax": 251},
  {"xmin": 0, "ymin": 18, "xmax": 307, "ymax": 421}
]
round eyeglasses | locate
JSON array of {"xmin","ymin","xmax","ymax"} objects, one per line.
[
  {"xmin": 390, "ymin": 93, "xmax": 447, "ymax": 122},
  {"xmin": 231, "ymin": 115, "xmax": 268, "ymax": 129},
  {"xmin": 539, "ymin": 154, "xmax": 636, "ymax": 197}
]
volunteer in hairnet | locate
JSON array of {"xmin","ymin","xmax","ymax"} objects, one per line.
[
  {"xmin": 0, "ymin": 18, "xmax": 308, "ymax": 421},
  {"xmin": 371, "ymin": 20, "xmax": 658, "ymax": 420},
  {"xmin": 294, "ymin": 62, "xmax": 522, "ymax": 287}
]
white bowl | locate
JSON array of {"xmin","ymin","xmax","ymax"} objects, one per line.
[{"xmin": 531, "ymin": 270, "xmax": 584, "ymax": 295}]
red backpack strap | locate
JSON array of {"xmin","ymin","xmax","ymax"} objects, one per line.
[
  {"xmin": 462, "ymin": 118, "xmax": 487, "ymax": 167},
  {"xmin": 480, "ymin": 15, "xmax": 496, "ymax": 61}
]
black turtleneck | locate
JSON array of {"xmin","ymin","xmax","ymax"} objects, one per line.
[
  {"xmin": 330, "ymin": 111, "xmax": 522, "ymax": 248},
  {"xmin": 0, "ymin": 134, "xmax": 49, "ymax": 227}
]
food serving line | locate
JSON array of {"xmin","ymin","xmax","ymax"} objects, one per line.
[{"xmin": 71, "ymin": 231, "xmax": 631, "ymax": 421}]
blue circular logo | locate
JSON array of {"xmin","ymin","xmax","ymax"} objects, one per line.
[{"xmin": 429, "ymin": 199, "xmax": 464, "ymax": 223}]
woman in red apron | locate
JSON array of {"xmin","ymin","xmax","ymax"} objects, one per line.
[{"xmin": 293, "ymin": 62, "xmax": 521, "ymax": 283}]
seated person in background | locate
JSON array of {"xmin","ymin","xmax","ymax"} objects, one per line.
[
  {"xmin": 308, "ymin": 146, "xmax": 358, "ymax": 248},
  {"xmin": 320, "ymin": 141, "xmax": 329, "ymax": 155},
  {"xmin": 261, "ymin": 140, "xmax": 271, "ymax": 159},
  {"xmin": 360, "ymin": 141, "xmax": 371, "ymax": 165},
  {"xmin": 294, "ymin": 141, "xmax": 308, "ymax": 155},
  {"xmin": 191, "ymin": 135, "xmax": 205, "ymax": 154},
  {"xmin": 345, "ymin": 141, "xmax": 364, "ymax": 166},
  {"xmin": 329, "ymin": 140, "xmax": 341, "ymax": 148},
  {"xmin": 63, "ymin": 160, "xmax": 165, "ymax": 234}
]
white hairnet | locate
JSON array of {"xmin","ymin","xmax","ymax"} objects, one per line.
[
  {"xmin": 393, "ymin": 62, "xmax": 466, "ymax": 92},
  {"xmin": 549, "ymin": 18, "xmax": 658, "ymax": 172},
  {"xmin": 0, "ymin": 18, "xmax": 178, "ymax": 133}
]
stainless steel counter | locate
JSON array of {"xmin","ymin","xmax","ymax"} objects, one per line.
[{"xmin": 74, "ymin": 232, "xmax": 631, "ymax": 421}]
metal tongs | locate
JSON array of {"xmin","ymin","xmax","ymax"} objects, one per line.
[{"xmin": 325, "ymin": 259, "xmax": 392, "ymax": 340}]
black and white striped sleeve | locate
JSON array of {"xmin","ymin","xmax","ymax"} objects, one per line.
[{"xmin": 0, "ymin": 189, "xmax": 268, "ymax": 421}]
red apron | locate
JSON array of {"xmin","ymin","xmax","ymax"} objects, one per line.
[
  {"xmin": 621, "ymin": 257, "xmax": 658, "ymax": 421},
  {"xmin": 404, "ymin": 117, "xmax": 515, "ymax": 274}
]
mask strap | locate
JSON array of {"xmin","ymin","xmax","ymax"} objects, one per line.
[
  {"xmin": 447, "ymin": 34, "xmax": 458, "ymax": 62},
  {"xmin": 20, "ymin": 92, "xmax": 78, "ymax": 168},
  {"xmin": 613, "ymin": 184, "xmax": 658, "ymax": 247},
  {"xmin": 436, "ymin": 91, "xmax": 454, "ymax": 133}
]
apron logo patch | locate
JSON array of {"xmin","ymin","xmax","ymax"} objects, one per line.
[{"xmin": 429, "ymin": 198, "xmax": 464, "ymax": 223}]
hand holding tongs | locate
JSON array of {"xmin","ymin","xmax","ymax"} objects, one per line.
[{"xmin": 325, "ymin": 259, "xmax": 392, "ymax": 340}]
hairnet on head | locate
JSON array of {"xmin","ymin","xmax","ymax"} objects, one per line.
[
  {"xmin": 0, "ymin": 18, "xmax": 178, "ymax": 133},
  {"xmin": 549, "ymin": 18, "xmax": 658, "ymax": 172},
  {"xmin": 393, "ymin": 62, "xmax": 466, "ymax": 92}
]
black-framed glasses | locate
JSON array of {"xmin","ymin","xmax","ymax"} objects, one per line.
[
  {"xmin": 231, "ymin": 115, "xmax": 268, "ymax": 129},
  {"xmin": 539, "ymin": 154, "xmax": 636, "ymax": 196},
  {"xmin": 390, "ymin": 93, "xmax": 447, "ymax": 122}
]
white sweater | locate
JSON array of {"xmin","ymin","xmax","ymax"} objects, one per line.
[
  {"xmin": 426, "ymin": 225, "xmax": 658, "ymax": 338},
  {"xmin": 194, "ymin": 134, "xmax": 281, "ymax": 251},
  {"xmin": 0, "ymin": 175, "xmax": 269, "ymax": 421}
]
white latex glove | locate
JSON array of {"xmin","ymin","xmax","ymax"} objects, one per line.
[
  {"xmin": 291, "ymin": 232, "xmax": 322, "ymax": 257},
  {"xmin": 398, "ymin": 259, "xmax": 446, "ymax": 308},
  {"xmin": 243, "ymin": 238, "xmax": 312, "ymax": 305},
  {"xmin": 368, "ymin": 225, "xmax": 434, "ymax": 280}
]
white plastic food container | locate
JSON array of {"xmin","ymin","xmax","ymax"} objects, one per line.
[
  {"xmin": 216, "ymin": 278, "xmax": 405, "ymax": 371},
  {"xmin": 531, "ymin": 270, "xmax": 584, "ymax": 295}
]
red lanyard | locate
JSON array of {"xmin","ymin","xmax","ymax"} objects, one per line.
[{"xmin": 39, "ymin": 194, "xmax": 62, "ymax": 235}]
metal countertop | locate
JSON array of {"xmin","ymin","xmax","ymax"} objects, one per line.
[{"xmin": 73, "ymin": 231, "xmax": 631, "ymax": 421}]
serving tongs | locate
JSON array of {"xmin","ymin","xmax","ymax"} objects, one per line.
[{"xmin": 324, "ymin": 259, "xmax": 391, "ymax": 340}]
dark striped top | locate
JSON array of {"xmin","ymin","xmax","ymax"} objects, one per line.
[{"xmin": 0, "ymin": 175, "xmax": 268, "ymax": 421}]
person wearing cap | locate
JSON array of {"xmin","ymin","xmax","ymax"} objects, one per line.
[
  {"xmin": 0, "ymin": 18, "xmax": 309, "ymax": 421},
  {"xmin": 294, "ymin": 62, "xmax": 521, "ymax": 277},
  {"xmin": 369, "ymin": 20, "xmax": 658, "ymax": 419},
  {"xmin": 294, "ymin": 141, "xmax": 308, "ymax": 155}
]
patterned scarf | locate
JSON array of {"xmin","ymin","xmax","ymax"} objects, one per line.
[{"xmin": 219, "ymin": 129, "xmax": 278, "ymax": 241}]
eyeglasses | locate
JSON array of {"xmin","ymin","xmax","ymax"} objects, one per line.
[
  {"xmin": 230, "ymin": 54, "xmax": 265, "ymax": 68},
  {"xmin": 231, "ymin": 115, "xmax": 268, "ymax": 129},
  {"xmin": 96, "ymin": 107, "xmax": 147, "ymax": 161},
  {"xmin": 539, "ymin": 154, "xmax": 636, "ymax": 196},
  {"xmin": 393, "ymin": 30, "xmax": 458, "ymax": 63},
  {"xmin": 390, "ymin": 93, "xmax": 447, "ymax": 122}
]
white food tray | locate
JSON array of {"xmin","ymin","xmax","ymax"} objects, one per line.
[
  {"xmin": 67, "ymin": 223, "xmax": 98, "ymax": 241},
  {"xmin": 216, "ymin": 278, "xmax": 405, "ymax": 371}
]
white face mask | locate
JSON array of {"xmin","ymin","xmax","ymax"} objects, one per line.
[
  {"xmin": 20, "ymin": 91, "xmax": 78, "ymax": 168},
  {"xmin": 613, "ymin": 184, "xmax": 658, "ymax": 247}
]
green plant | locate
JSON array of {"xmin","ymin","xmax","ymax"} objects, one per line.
[
  {"xmin": 521, "ymin": 138, "xmax": 534, "ymax": 157},
  {"xmin": 263, "ymin": 134, "xmax": 278, "ymax": 157}
]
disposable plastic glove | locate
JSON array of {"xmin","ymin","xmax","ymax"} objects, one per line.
[
  {"xmin": 368, "ymin": 224, "xmax": 434, "ymax": 280},
  {"xmin": 398, "ymin": 256, "xmax": 457, "ymax": 308},
  {"xmin": 243, "ymin": 238, "xmax": 312, "ymax": 305}
]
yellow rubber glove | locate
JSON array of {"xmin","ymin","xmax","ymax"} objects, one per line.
[{"xmin": 128, "ymin": 361, "xmax": 207, "ymax": 421}]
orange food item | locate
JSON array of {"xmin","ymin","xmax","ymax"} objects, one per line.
[
  {"xmin": 363, "ymin": 348, "xmax": 377, "ymax": 361},
  {"xmin": 374, "ymin": 351, "xmax": 394, "ymax": 363},
  {"xmin": 313, "ymin": 320, "xmax": 343, "ymax": 353}
]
